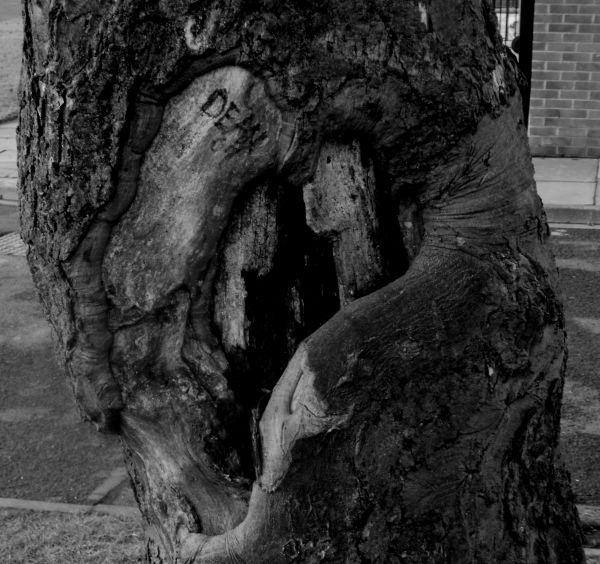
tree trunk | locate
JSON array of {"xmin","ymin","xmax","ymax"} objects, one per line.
[{"xmin": 19, "ymin": 1, "xmax": 584, "ymax": 562}]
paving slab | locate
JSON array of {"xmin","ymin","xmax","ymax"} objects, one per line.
[
  {"xmin": 544, "ymin": 205, "xmax": 600, "ymax": 226},
  {"xmin": 536, "ymin": 180, "xmax": 596, "ymax": 206},
  {"xmin": 0, "ymin": 154, "xmax": 16, "ymax": 165},
  {"xmin": 0, "ymin": 204, "xmax": 18, "ymax": 232},
  {"xmin": 0, "ymin": 253, "xmax": 130, "ymax": 505},
  {"xmin": 0, "ymin": 232, "xmax": 25, "ymax": 255},
  {"xmin": 572, "ymin": 317, "xmax": 600, "ymax": 334},
  {"xmin": 533, "ymin": 157, "xmax": 599, "ymax": 183},
  {"xmin": 0, "ymin": 187, "xmax": 17, "ymax": 201},
  {"xmin": 587, "ymin": 548, "xmax": 600, "ymax": 563},
  {"xmin": 556, "ymin": 257, "xmax": 600, "ymax": 273},
  {"xmin": 0, "ymin": 165, "xmax": 17, "ymax": 178},
  {"xmin": 0, "ymin": 124, "xmax": 16, "ymax": 137},
  {"xmin": 0, "ymin": 0, "xmax": 21, "ymax": 20}
]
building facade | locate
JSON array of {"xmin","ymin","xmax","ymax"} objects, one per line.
[{"xmin": 528, "ymin": 0, "xmax": 600, "ymax": 157}]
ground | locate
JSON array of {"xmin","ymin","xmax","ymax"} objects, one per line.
[
  {"xmin": 0, "ymin": 3, "xmax": 21, "ymax": 123},
  {"xmin": 0, "ymin": 252, "xmax": 134, "ymax": 504},
  {"xmin": 0, "ymin": 509, "xmax": 142, "ymax": 563},
  {"xmin": 555, "ymin": 227, "xmax": 600, "ymax": 505}
]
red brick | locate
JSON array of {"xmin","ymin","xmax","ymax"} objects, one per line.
[
  {"xmin": 530, "ymin": 145, "xmax": 559, "ymax": 157},
  {"xmin": 551, "ymin": 5, "xmax": 579, "ymax": 14},
  {"xmin": 579, "ymin": 24, "xmax": 600, "ymax": 32},
  {"xmin": 547, "ymin": 61, "xmax": 577, "ymax": 70},
  {"xmin": 549, "ymin": 136, "xmax": 574, "ymax": 147},
  {"xmin": 579, "ymin": 5, "xmax": 600, "ymax": 14},
  {"xmin": 529, "ymin": 127, "xmax": 559, "ymax": 136},
  {"xmin": 536, "ymin": 14, "xmax": 564, "ymax": 23},
  {"xmin": 576, "ymin": 62, "xmax": 600, "ymax": 71},
  {"xmin": 537, "ymin": 108, "xmax": 562, "ymax": 117},
  {"xmin": 549, "ymin": 23, "xmax": 579, "ymax": 32},
  {"xmin": 563, "ymin": 52, "xmax": 593, "ymax": 61},
  {"xmin": 531, "ymin": 88, "xmax": 561, "ymax": 98},
  {"xmin": 577, "ymin": 100, "xmax": 600, "ymax": 109},
  {"xmin": 560, "ymin": 90, "xmax": 590, "ymax": 99},
  {"xmin": 577, "ymin": 43, "xmax": 600, "ymax": 52},
  {"xmin": 530, "ymin": 99, "xmax": 545, "ymax": 107},
  {"xmin": 558, "ymin": 147, "xmax": 587, "ymax": 157},
  {"xmin": 544, "ymin": 117, "xmax": 589, "ymax": 126},
  {"xmin": 564, "ymin": 14, "xmax": 594, "ymax": 23},
  {"xmin": 563, "ymin": 32, "xmax": 594, "ymax": 42},
  {"xmin": 587, "ymin": 129, "xmax": 600, "ymax": 138},
  {"xmin": 543, "ymin": 99, "xmax": 574, "ymax": 108},
  {"xmin": 560, "ymin": 109, "xmax": 590, "ymax": 117},
  {"xmin": 548, "ymin": 42, "xmax": 577, "ymax": 51},
  {"xmin": 575, "ymin": 81, "xmax": 600, "ymax": 90},
  {"xmin": 547, "ymin": 80, "xmax": 575, "ymax": 89},
  {"xmin": 571, "ymin": 137, "xmax": 591, "ymax": 147},
  {"xmin": 536, "ymin": 71, "xmax": 563, "ymax": 80},
  {"xmin": 558, "ymin": 127, "xmax": 589, "ymax": 136},
  {"xmin": 561, "ymin": 71, "xmax": 592, "ymax": 80},
  {"xmin": 534, "ymin": 51, "xmax": 563, "ymax": 61},
  {"xmin": 529, "ymin": 117, "xmax": 545, "ymax": 127}
]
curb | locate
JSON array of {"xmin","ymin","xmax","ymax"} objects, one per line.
[
  {"xmin": 545, "ymin": 205, "xmax": 600, "ymax": 226},
  {"xmin": 580, "ymin": 505, "xmax": 600, "ymax": 530},
  {"xmin": 587, "ymin": 548, "xmax": 600, "ymax": 561},
  {"xmin": 0, "ymin": 111, "xmax": 18, "ymax": 126}
]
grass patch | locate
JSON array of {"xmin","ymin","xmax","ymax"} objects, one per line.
[{"xmin": 0, "ymin": 509, "xmax": 144, "ymax": 563}]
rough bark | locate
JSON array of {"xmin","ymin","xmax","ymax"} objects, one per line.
[{"xmin": 19, "ymin": 1, "xmax": 583, "ymax": 562}]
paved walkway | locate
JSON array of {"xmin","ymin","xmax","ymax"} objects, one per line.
[
  {"xmin": 0, "ymin": 250, "xmax": 136, "ymax": 511},
  {"xmin": 0, "ymin": 120, "xmax": 17, "ymax": 206}
]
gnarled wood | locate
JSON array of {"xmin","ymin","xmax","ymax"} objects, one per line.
[{"xmin": 19, "ymin": 1, "xmax": 584, "ymax": 562}]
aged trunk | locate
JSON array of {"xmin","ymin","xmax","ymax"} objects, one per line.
[{"xmin": 19, "ymin": 1, "xmax": 583, "ymax": 562}]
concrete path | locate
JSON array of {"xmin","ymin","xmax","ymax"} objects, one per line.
[
  {"xmin": 0, "ymin": 120, "xmax": 17, "ymax": 206},
  {"xmin": 0, "ymin": 251, "xmax": 136, "ymax": 509},
  {"xmin": 538, "ymin": 158, "xmax": 600, "ymax": 225},
  {"xmin": 551, "ymin": 227, "xmax": 600, "ymax": 512}
]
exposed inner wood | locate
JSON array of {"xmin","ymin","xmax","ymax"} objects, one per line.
[{"xmin": 102, "ymin": 66, "xmax": 407, "ymax": 543}]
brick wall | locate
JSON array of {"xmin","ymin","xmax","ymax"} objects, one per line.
[{"xmin": 528, "ymin": 0, "xmax": 600, "ymax": 157}]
